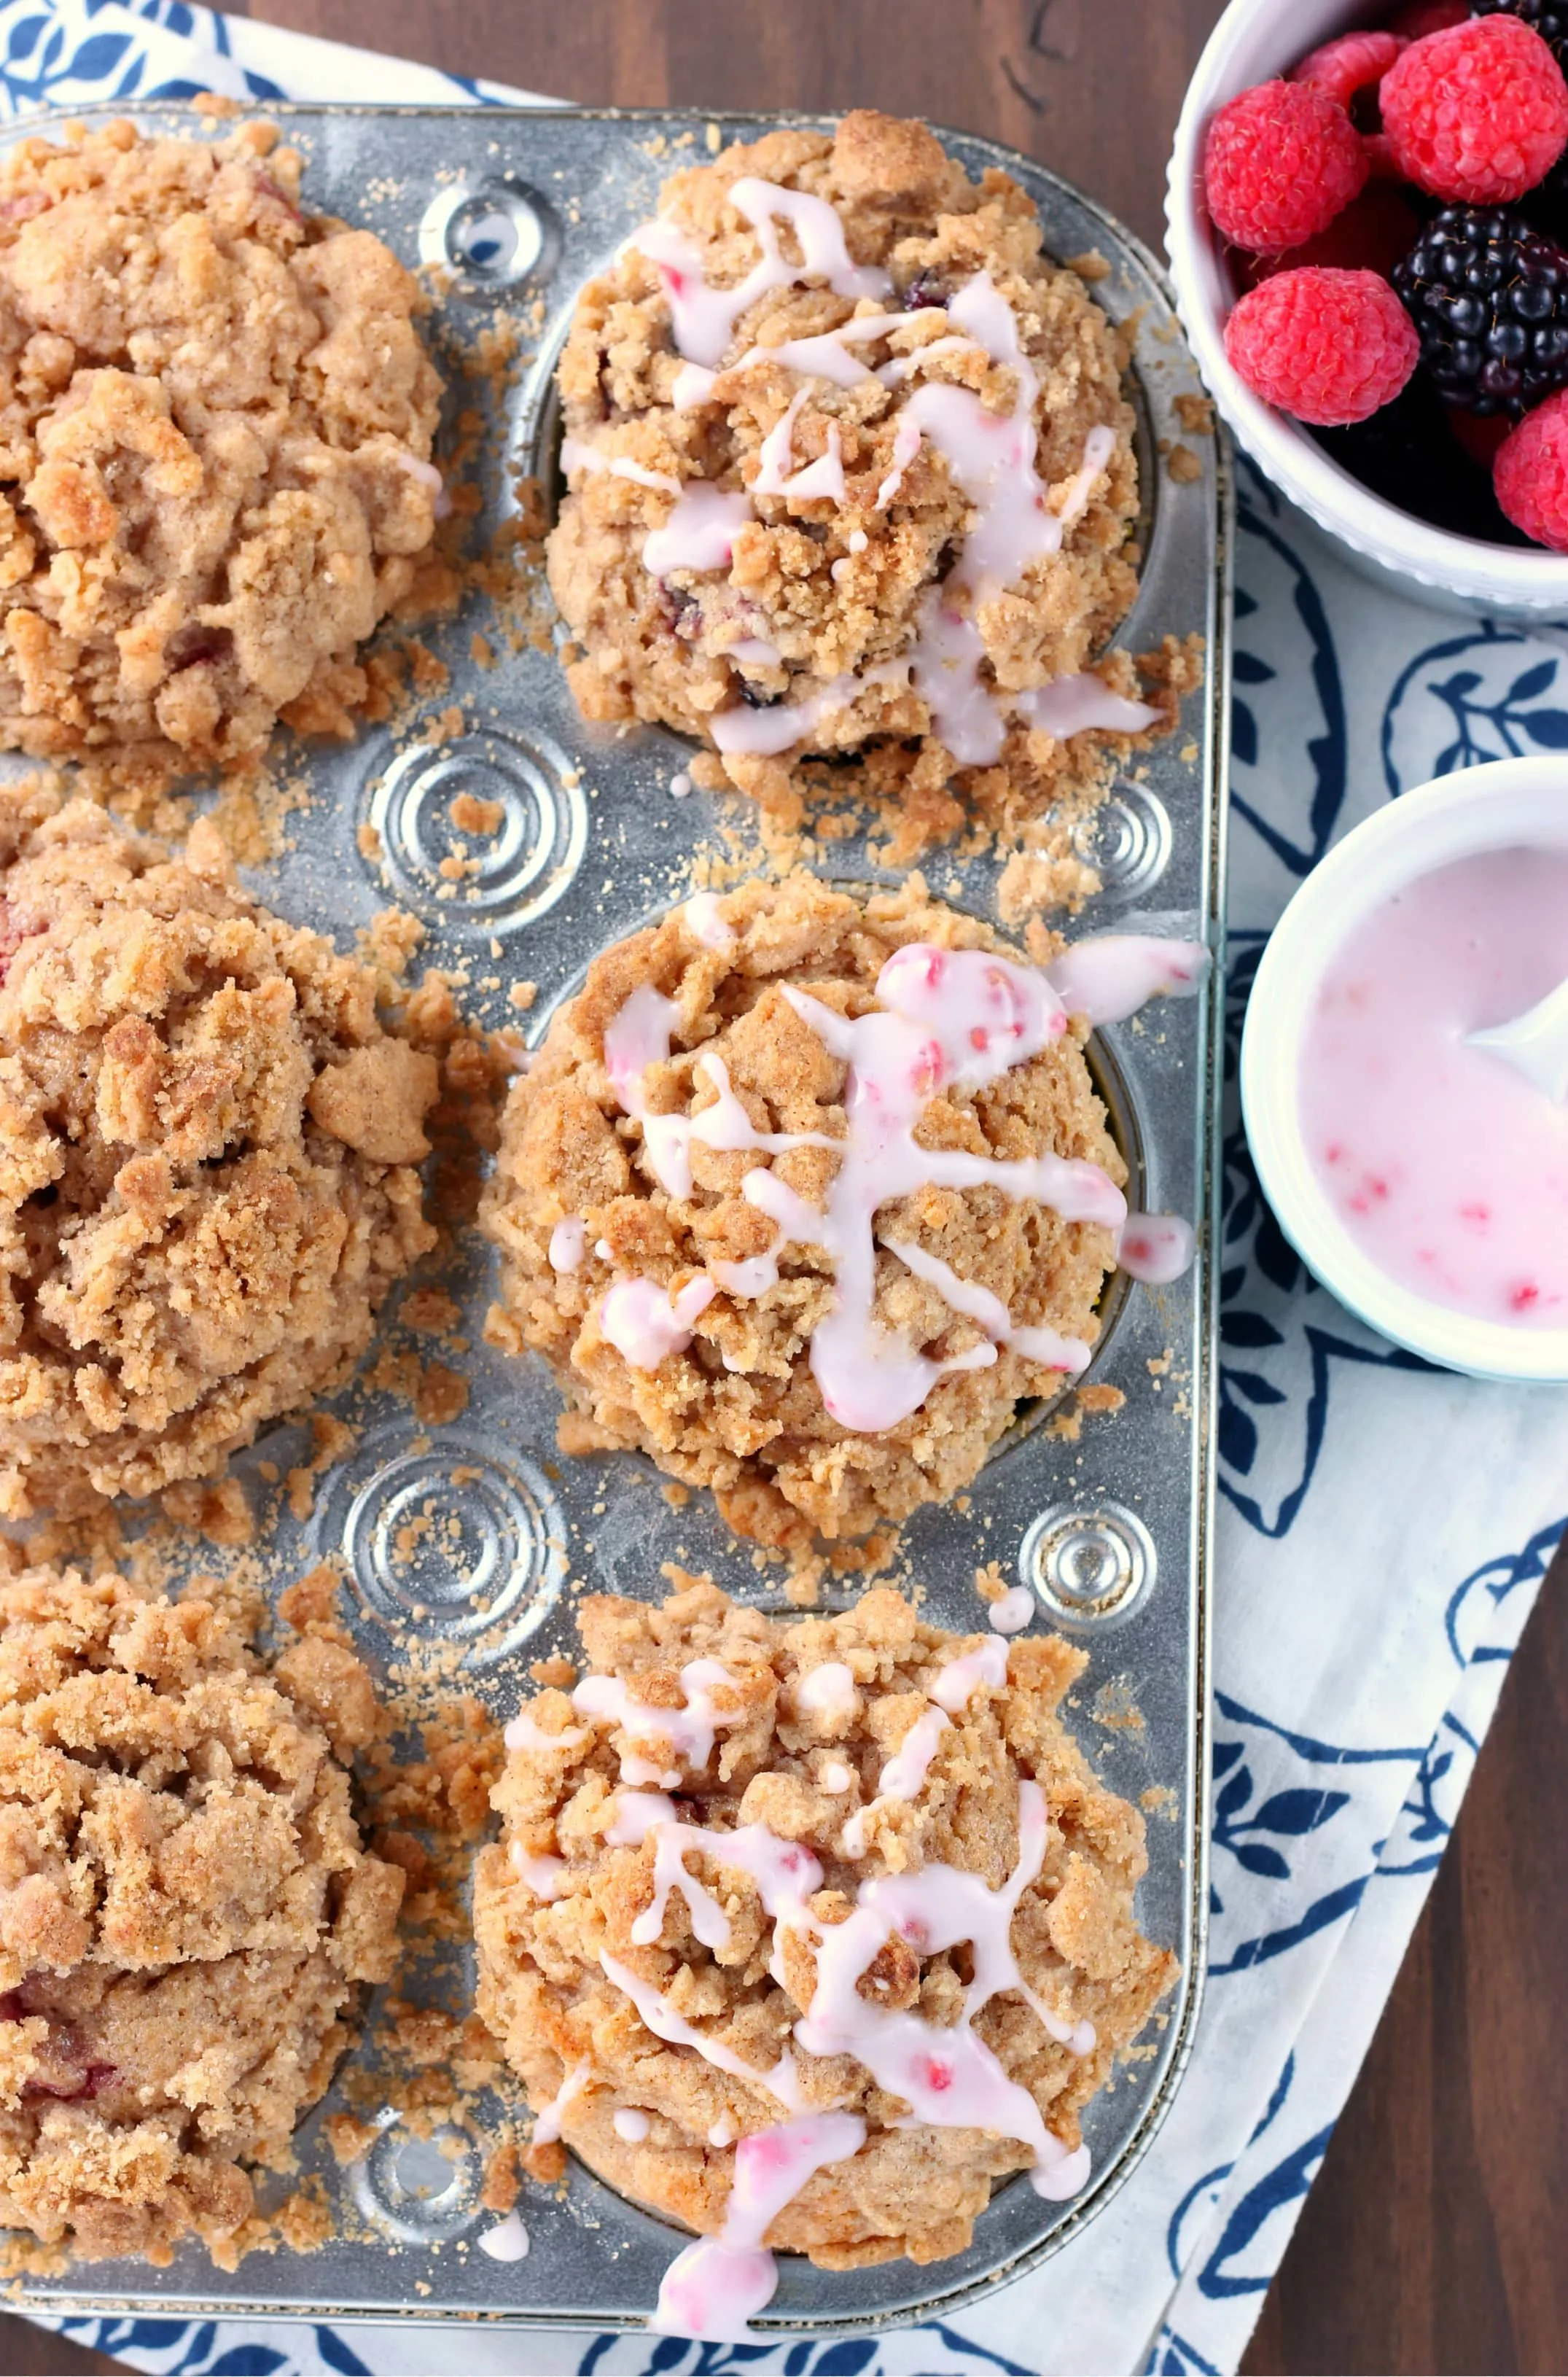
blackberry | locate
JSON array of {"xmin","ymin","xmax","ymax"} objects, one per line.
[
  {"xmin": 1472, "ymin": 0, "xmax": 1568, "ymax": 67},
  {"xmin": 1392, "ymin": 205, "xmax": 1568, "ymax": 413}
]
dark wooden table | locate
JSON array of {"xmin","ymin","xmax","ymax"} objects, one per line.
[{"xmin": 5, "ymin": 5, "xmax": 1564, "ymax": 2371}]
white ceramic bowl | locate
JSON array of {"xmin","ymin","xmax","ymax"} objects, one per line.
[
  {"xmin": 1166, "ymin": 0, "xmax": 1568, "ymax": 612},
  {"xmin": 1241, "ymin": 756, "xmax": 1568, "ymax": 1379}
]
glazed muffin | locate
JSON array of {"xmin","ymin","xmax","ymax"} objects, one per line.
[
  {"xmin": 480, "ymin": 872, "xmax": 1126, "ymax": 1545},
  {"xmin": 548, "ymin": 109, "xmax": 1155, "ymax": 822},
  {"xmin": 0, "ymin": 118, "xmax": 444, "ymax": 778},
  {"xmin": 474, "ymin": 1577, "xmax": 1175, "ymax": 2298},
  {"xmin": 0, "ymin": 786, "xmax": 439, "ymax": 1517},
  {"xmin": 0, "ymin": 1563, "xmax": 402, "ymax": 2265}
]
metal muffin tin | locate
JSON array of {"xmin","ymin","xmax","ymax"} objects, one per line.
[{"xmin": 16, "ymin": 104, "xmax": 1231, "ymax": 2337}]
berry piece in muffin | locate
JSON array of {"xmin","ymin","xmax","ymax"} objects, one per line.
[
  {"xmin": 473, "ymin": 1576, "xmax": 1177, "ymax": 2335},
  {"xmin": 0, "ymin": 784, "xmax": 439, "ymax": 1518},
  {"xmin": 0, "ymin": 1561, "xmax": 402, "ymax": 2266}
]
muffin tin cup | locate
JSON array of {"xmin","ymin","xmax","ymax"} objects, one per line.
[{"xmin": 11, "ymin": 104, "xmax": 1230, "ymax": 2335}]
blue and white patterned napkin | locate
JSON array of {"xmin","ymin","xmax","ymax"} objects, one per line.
[{"xmin": 7, "ymin": 7, "xmax": 1564, "ymax": 2371}]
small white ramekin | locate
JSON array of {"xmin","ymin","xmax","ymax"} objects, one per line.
[
  {"xmin": 1166, "ymin": 0, "xmax": 1568, "ymax": 612},
  {"xmin": 1241, "ymin": 756, "xmax": 1568, "ymax": 1380}
]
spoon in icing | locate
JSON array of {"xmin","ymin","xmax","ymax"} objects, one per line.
[{"xmin": 1467, "ymin": 973, "xmax": 1568, "ymax": 1105}]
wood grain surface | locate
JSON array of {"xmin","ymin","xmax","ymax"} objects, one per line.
[{"xmin": 0, "ymin": 4, "xmax": 1562, "ymax": 2371}]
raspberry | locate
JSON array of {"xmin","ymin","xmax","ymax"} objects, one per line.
[
  {"xmin": 1494, "ymin": 386, "xmax": 1568, "ymax": 541},
  {"xmin": 1380, "ymin": 16, "xmax": 1568, "ymax": 203},
  {"xmin": 1473, "ymin": 0, "xmax": 1568, "ymax": 72},
  {"xmin": 1225, "ymin": 267, "xmax": 1421, "ymax": 424},
  {"xmin": 1292, "ymin": 31, "xmax": 1405, "ymax": 112},
  {"xmin": 1203, "ymin": 82, "xmax": 1369, "ymax": 254}
]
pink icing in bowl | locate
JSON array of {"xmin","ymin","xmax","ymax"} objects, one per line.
[{"xmin": 1241, "ymin": 758, "xmax": 1568, "ymax": 1382}]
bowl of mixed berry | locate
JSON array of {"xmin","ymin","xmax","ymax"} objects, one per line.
[{"xmin": 1169, "ymin": 0, "xmax": 1568, "ymax": 604}]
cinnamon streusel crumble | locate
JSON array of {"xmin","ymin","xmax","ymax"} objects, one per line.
[
  {"xmin": 0, "ymin": 784, "xmax": 439, "ymax": 1517},
  {"xmin": 0, "ymin": 119, "xmax": 444, "ymax": 779},
  {"xmin": 0, "ymin": 1560, "xmax": 402, "ymax": 2266}
]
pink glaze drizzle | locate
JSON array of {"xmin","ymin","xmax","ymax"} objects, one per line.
[
  {"xmin": 767, "ymin": 947, "xmax": 1121, "ymax": 1429},
  {"xmin": 561, "ymin": 435, "xmax": 683, "ymax": 497},
  {"xmin": 838, "ymin": 1705, "xmax": 950, "ymax": 1856},
  {"xmin": 988, "ymin": 1586, "xmax": 1037, "ymax": 1635},
  {"xmin": 929, "ymin": 1636, "xmax": 1010, "ymax": 1711},
  {"xmin": 532, "ymin": 2058, "xmax": 590, "ymax": 2145},
  {"xmin": 621, "ymin": 229, "xmax": 1150, "ymax": 768},
  {"xmin": 632, "ymin": 178, "xmax": 890, "ymax": 367},
  {"xmin": 604, "ymin": 984, "xmax": 681, "ymax": 1115},
  {"xmin": 596, "ymin": 935, "xmax": 1209, "ymax": 1425},
  {"xmin": 631, "ymin": 1822, "xmax": 824, "ymax": 1953},
  {"xmin": 588, "ymin": 1735, "xmax": 1098, "ymax": 2338},
  {"xmin": 502, "ymin": 1711, "xmax": 592, "ymax": 1754},
  {"xmin": 1048, "ymin": 933, "xmax": 1209, "ymax": 1026},
  {"xmin": 682, "ymin": 892, "xmax": 738, "ymax": 949},
  {"xmin": 1117, "ymin": 1214, "xmax": 1196, "ymax": 1285},
  {"xmin": 510, "ymin": 1843, "xmax": 566, "ymax": 1899},
  {"xmin": 1056, "ymin": 422, "xmax": 1118, "ymax": 526},
  {"xmin": 574, "ymin": 1660, "xmax": 745, "ymax": 1786},
  {"xmin": 643, "ymin": 485, "xmax": 753, "ymax": 576},
  {"xmin": 875, "ymin": 418, "xmax": 923, "ymax": 507},
  {"xmin": 599, "ymin": 1949, "xmax": 806, "ymax": 2112},
  {"xmin": 883, "ymin": 1235, "xmax": 1091, "ymax": 1375},
  {"xmin": 549, "ymin": 1216, "xmax": 587, "ymax": 1274},
  {"xmin": 477, "ymin": 2210, "xmax": 530, "ymax": 2262},
  {"xmin": 1013, "ymin": 675, "xmax": 1161, "ymax": 741},
  {"xmin": 709, "ymin": 661, "xmax": 908, "ymax": 758},
  {"xmin": 652, "ymin": 2112, "xmax": 870, "ymax": 2340},
  {"xmin": 795, "ymin": 1660, "xmax": 857, "ymax": 1722},
  {"xmin": 598, "ymin": 1274, "xmax": 716, "ymax": 1369},
  {"xmin": 794, "ymin": 1778, "xmax": 1096, "ymax": 2117},
  {"xmin": 606, "ymin": 1789, "xmax": 681, "ymax": 1845}
]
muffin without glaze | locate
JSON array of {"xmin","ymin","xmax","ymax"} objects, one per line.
[
  {"xmin": 548, "ymin": 110, "xmax": 1148, "ymax": 827},
  {"xmin": 0, "ymin": 787, "xmax": 439, "ymax": 1517},
  {"xmin": 0, "ymin": 118, "xmax": 444, "ymax": 777},
  {"xmin": 474, "ymin": 1577, "xmax": 1177, "ymax": 2272},
  {"xmin": 480, "ymin": 874, "xmax": 1125, "ymax": 1546},
  {"xmin": 0, "ymin": 1563, "xmax": 403, "ymax": 2265}
]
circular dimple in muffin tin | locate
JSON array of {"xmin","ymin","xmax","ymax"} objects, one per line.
[
  {"xmin": 352, "ymin": 2117, "xmax": 483, "ymax": 2246},
  {"xmin": 1019, "ymin": 1498, "xmax": 1158, "ymax": 1630},
  {"xmin": 1071, "ymin": 779, "xmax": 1174, "ymax": 903},
  {"xmin": 314, "ymin": 1423, "xmax": 566, "ymax": 1666},
  {"xmin": 418, "ymin": 177, "xmax": 553, "ymax": 289},
  {"xmin": 359, "ymin": 728, "xmax": 588, "ymax": 938}
]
